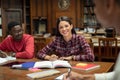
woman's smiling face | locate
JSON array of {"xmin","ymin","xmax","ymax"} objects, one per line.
[{"xmin": 58, "ymin": 21, "xmax": 73, "ymax": 38}]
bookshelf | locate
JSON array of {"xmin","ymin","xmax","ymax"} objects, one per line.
[
  {"xmin": 83, "ymin": 0, "xmax": 100, "ymax": 29},
  {"xmin": 32, "ymin": 17, "xmax": 47, "ymax": 35},
  {"xmin": 0, "ymin": 0, "xmax": 2, "ymax": 38},
  {"xmin": 23, "ymin": 0, "xmax": 31, "ymax": 34}
]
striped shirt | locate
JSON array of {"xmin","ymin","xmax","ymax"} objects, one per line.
[{"xmin": 38, "ymin": 34, "xmax": 94, "ymax": 61}]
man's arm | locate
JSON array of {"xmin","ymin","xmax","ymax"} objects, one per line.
[{"xmin": 16, "ymin": 36, "xmax": 34, "ymax": 59}]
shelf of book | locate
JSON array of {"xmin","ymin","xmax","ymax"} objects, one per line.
[{"xmin": 83, "ymin": 0, "xmax": 100, "ymax": 28}]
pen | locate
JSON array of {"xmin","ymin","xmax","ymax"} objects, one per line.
[{"xmin": 67, "ymin": 68, "xmax": 71, "ymax": 78}]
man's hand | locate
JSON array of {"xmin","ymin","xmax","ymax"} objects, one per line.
[
  {"xmin": 8, "ymin": 52, "xmax": 16, "ymax": 57},
  {"xmin": 0, "ymin": 51, "xmax": 7, "ymax": 58}
]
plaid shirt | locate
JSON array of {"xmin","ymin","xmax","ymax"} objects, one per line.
[{"xmin": 38, "ymin": 34, "xmax": 94, "ymax": 61}]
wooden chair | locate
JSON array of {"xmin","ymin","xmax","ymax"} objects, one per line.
[
  {"xmin": 98, "ymin": 38, "xmax": 118, "ymax": 61},
  {"xmin": 85, "ymin": 38, "xmax": 94, "ymax": 54},
  {"xmin": 34, "ymin": 37, "xmax": 46, "ymax": 56},
  {"xmin": 34, "ymin": 37, "xmax": 54, "ymax": 57}
]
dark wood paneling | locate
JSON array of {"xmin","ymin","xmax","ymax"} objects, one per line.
[
  {"xmin": 30, "ymin": 0, "xmax": 82, "ymax": 34},
  {"xmin": 52, "ymin": 0, "xmax": 76, "ymax": 28},
  {"xmin": 30, "ymin": 0, "xmax": 37, "ymax": 17},
  {"xmin": 76, "ymin": 0, "xmax": 81, "ymax": 27},
  {"xmin": 42, "ymin": 0, "xmax": 48, "ymax": 17},
  {"xmin": 1, "ymin": 0, "xmax": 23, "ymax": 38},
  {"xmin": 37, "ymin": 0, "xmax": 42, "ymax": 17},
  {"xmin": 2, "ymin": 0, "xmax": 22, "ymax": 9},
  {"xmin": 47, "ymin": 0, "xmax": 52, "ymax": 33}
]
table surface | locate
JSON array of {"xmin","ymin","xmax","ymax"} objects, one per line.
[{"xmin": 0, "ymin": 58, "xmax": 114, "ymax": 80}]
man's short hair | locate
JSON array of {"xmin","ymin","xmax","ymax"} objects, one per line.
[{"xmin": 7, "ymin": 21, "xmax": 20, "ymax": 31}]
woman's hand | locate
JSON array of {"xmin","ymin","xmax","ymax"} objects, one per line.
[
  {"xmin": 44, "ymin": 54, "xmax": 58, "ymax": 61},
  {"xmin": 59, "ymin": 56, "xmax": 73, "ymax": 61},
  {"xmin": 50, "ymin": 54, "xmax": 59, "ymax": 61}
]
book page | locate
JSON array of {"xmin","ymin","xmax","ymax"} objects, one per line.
[
  {"xmin": 0, "ymin": 56, "xmax": 16, "ymax": 65},
  {"xmin": 52, "ymin": 60, "xmax": 71, "ymax": 68},
  {"xmin": 33, "ymin": 61, "xmax": 53, "ymax": 68},
  {"xmin": 5, "ymin": 56, "xmax": 16, "ymax": 61},
  {"xmin": 0, "ymin": 58, "xmax": 8, "ymax": 65}
]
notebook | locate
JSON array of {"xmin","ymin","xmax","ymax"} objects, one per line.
[{"xmin": 26, "ymin": 69, "xmax": 60, "ymax": 79}]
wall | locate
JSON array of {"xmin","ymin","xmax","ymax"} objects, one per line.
[
  {"xmin": 1, "ymin": 0, "xmax": 23, "ymax": 38},
  {"xmin": 30, "ymin": 0, "xmax": 83, "ymax": 35}
]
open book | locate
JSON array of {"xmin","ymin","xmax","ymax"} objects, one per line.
[
  {"xmin": 12, "ymin": 60, "xmax": 71, "ymax": 69},
  {"xmin": 0, "ymin": 56, "xmax": 16, "ymax": 65},
  {"xmin": 0, "ymin": 50, "xmax": 16, "ymax": 65},
  {"xmin": 72, "ymin": 62, "xmax": 100, "ymax": 71}
]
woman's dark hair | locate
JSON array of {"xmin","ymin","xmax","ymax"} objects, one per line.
[{"xmin": 55, "ymin": 16, "xmax": 76, "ymax": 37}]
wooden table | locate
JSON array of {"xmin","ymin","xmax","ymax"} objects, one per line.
[{"xmin": 0, "ymin": 59, "xmax": 114, "ymax": 80}]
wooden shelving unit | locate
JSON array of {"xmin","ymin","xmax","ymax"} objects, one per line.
[
  {"xmin": 23, "ymin": 0, "xmax": 31, "ymax": 34},
  {"xmin": 83, "ymin": 0, "xmax": 99, "ymax": 28}
]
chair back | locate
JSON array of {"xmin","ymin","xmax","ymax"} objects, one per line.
[
  {"xmin": 86, "ymin": 38, "xmax": 94, "ymax": 54},
  {"xmin": 34, "ymin": 37, "xmax": 54, "ymax": 57},
  {"xmin": 98, "ymin": 38, "xmax": 118, "ymax": 61}
]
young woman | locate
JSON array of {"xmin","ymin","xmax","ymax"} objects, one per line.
[{"xmin": 37, "ymin": 16, "xmax": 94, "ymax": 61}]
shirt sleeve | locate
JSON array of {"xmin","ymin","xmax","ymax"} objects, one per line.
[
  {"xmin": 37, "ymin": 41, "xmax": 55, "ymax": 59},
  {"xmin": 16, "ymin": 36, "xmax": 34, "ymax": 59},
  {"xmin": 95, "ymin": 72, "xmax": 115, "ymax": 80},
  {"xmin": 74, "ymin": 36, "xmax": 94, "ymax": 61}
]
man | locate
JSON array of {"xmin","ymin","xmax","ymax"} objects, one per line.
[
  {"xmin": 0, "ymin": 21, "xmax": 34, "ymax": 59},
  {"xmin": 63, "ymin": 0, "xmax": 120, "ymax": 80}
]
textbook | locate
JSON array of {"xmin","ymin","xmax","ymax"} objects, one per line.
[
  {"xmin": 72, "ymin": 63, "xmax": 100, "ymax": 71},
  {"xmin": 27, "ymin": 69, "xmax": 60, "ymax": 79},
  {"xmin": 12, "ymin": 60, "xmax": 71, "ymax": 69}
]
